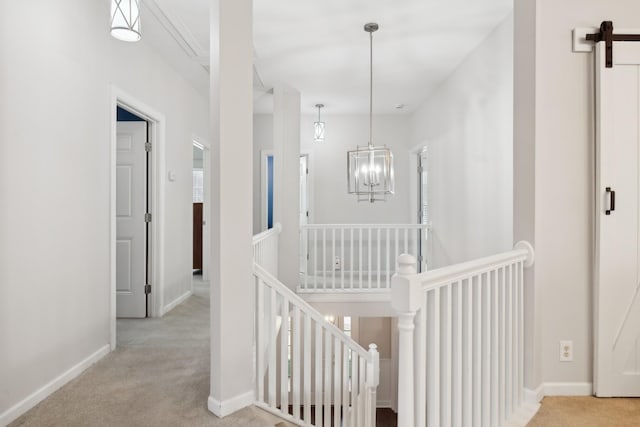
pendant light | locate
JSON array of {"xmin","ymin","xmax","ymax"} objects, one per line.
[
  {"xmin": 314, "ymin": 104, "xmax": 325, "ymax": 142},
  {"xmin": 110, "ymin": 0, "xmax": 141, "ymax": 42},
  {"xmin": 347, "ymin": 23, "xmax": 395, "ymax": 203}
]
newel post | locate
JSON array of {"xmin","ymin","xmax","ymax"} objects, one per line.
[
  {"xmin": 392, "ymin": 254, "xmax": 420, "ymax": 427},
  {"xmin": 365, "ymin": 343, "xmax": 380, "ymax": 426}
]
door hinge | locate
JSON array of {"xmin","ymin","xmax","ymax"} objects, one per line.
[
  {"xmin": 145, "ymin": 212, "xmax": 152, "ymax": 223},
  {"xmin": 144, "ymin": 284, "xmax": 151, "ymax": 294},
  {"xmin": 306, "ymin": 168, "xmax": 309, "ymax": 175},
  {"xmin": 306, "ymin": 211, "xmax": 309, "ymax": 217},
  {"xmin": 145, "ymin": 142, "xmax": 152, "ymax": 152}
]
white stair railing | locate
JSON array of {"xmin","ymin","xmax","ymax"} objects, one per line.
[
  {"xmin": 253, "ymin": 223, "xmax": 282, "ymax": 277},
  {"xmin": 392, "ymin": 242, "xmax": 534, "ymax": 427},
  {"xmin": 254, "ymin": 264, "xmax": 379, "ymax": 426},
  {"xmin": 300, "ymin": 224, "xmax": 431, "ymax": 292}
]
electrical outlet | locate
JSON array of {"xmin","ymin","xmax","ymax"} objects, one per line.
[
  {"xmin": 560, "ymin": 340, "xmax": 573, "ymax": 362},
  {"xmin": 334, "ymin": 256, "xmax": 341, "ymax": 271}
]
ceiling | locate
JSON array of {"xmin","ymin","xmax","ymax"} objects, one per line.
[{"xmin": 146, "ymin": 0, "xmax": 513, "ymax": 115}]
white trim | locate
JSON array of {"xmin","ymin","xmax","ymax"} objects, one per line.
[
  {"xmin": 192, "ymin": 136, "xmax": 212, "ymax": 282},
  {"xmin": 525, "ymin": 384, "xmax": 544, "ymax": 404},
  {"xmin": 0, "ymin": 345, "xmax": 110, "ymax": 426},
  {"xmin": 260, "ymin": 149, "xmax": 274, "ymax": 231},
  {"xmin": 207, "ymin": 391, "xmax": 254, "ymax": 418},
  {"xmin": 543, "ymin": 382, "xmax": 593, "ymax": 396},
  {"xmin": 110, "ymin": 86, "xmax": 166, "ymax": 350},
  {"xmin": 162, "ymin": 290, "xmax": 192, "ymax": 315},
  {"xmin": 297, "ymin": 289, "xmax": 391, "ymax": 302},
  {"xmin": 377, "ymin": 400, "xmax": 393, "ymax": 408}
]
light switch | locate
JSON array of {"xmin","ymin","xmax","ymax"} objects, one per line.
[{"xmin": 168, "ymin": 171, "xmax": 176, "ymax": 181}]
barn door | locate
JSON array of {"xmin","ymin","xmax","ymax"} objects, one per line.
[{"xmin": 595, "ymin": 41, "xmax": 640, "ymax": 396}]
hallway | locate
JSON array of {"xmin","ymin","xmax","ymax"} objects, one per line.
[{"xmin": 9, "ymin": 278, "xmax": 286, "ymax": 426}]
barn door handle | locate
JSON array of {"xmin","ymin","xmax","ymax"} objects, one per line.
[{"xmin": 606, "ymin": 187, "xmax": 615, "ymax": 215}]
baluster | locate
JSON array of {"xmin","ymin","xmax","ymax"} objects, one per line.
[
  {"xmin": 332, "ymin": 228, "xmax": 336, "ymax": 289},
  {"xmin": 256, "ymin": 277, "xmax": 265, "ymax": 403},
  {"xmin": 322, "ymin": 229, "xmax": 327, "ymax": 289},
  {"xmin": 269, "ymin": 287, "xmax": 277, "ymax": 408},
  {"xmin": 315, "ymin": 323, "xmax": 323, "ymax": 426},
  {"xmin": 377, "ymin": 228, "xmax": 381, "ymax": 288},
  {"xmin": 281, "ymin": 297, "xmax": 289, "ymax": 413},
  {"xmin": 443, "ymin": 284, "xmax": 452, "ymax": 427},
  {"xmin": 342, "ymin": 344, "xmax": 349, "ymax": 427},
  {"xmin": 313, "ymin": 229, "xmax": 318, "ymax": 290},
  {"xmin": 464, "ymin": 277, "xmax": 473, "ymax": 427},
  {"xmin": 350, "ymin": 228, "xmax": 354, "ymax": 289},
  {"xmin": 359, "ymin": 228, "xmax": 363, "ymax": 289},
  {"xmin": 483, "ymin": 271, "xmax": 492, "ymax": 427},
  {"xmin": 506, "ymin": 264, "xmax": 513, "ymax": 418},
  {"xmin": 428, "ymin": 288, "xmax": 441, "ymax": 427},
  {"xmin": 367, "ymin": 228, "xmax": 372, "ymax": 289},
  {"xmin": 416, "ymin": 295, "xmax": 427, "ymax": 427},
  {"xmin": 491, "ymin": 269, "xmax": 499, "ymax": 425},
  {"xmin": 358, "ymin": 357, "xmax": 366, "ymax": 426},
  {"xmin": 351, "ymin": 353, "xmax": 359, "ymax": 427},
  {"xmin": 304, "ymin": 314, "xmax": 312, "ymax": 423},
  {"xmin": 341, "ymin": 228, "xmax": 345, "ymax": 289},
  {"xmin": 473, "ymin": 274, "xmax": 482, "ymax": 427},
  {"xmin": 334, "ymin": 337, "xmax": 342, "ymax": 427},
  {"xmin": 324, "ymin": 330, "xmax": 332, "ymax": 427},
  {"xmin": 292, "ymin": 306, "xmax": 301, "ymax": 419},
  {"xmin": 303, "ymin": 228, "xmax": 308, "ymax": 290},
  {"xmin": 519, "ymin": 261, "xmax": 524, "ymax": 405},
  {"xmin": 394, "ymin": 229, "xmax": 399, "ymax": 275},
  {"xmin": 404, "ymin": 227, "xmax": 409, "ymax": 254},
  {"xmin": 499, "ymin": 267, "xmax": 506, "ymax": 422},
  {"xmin": 454, "ymin": 281, "xmax": 462, "ymax": 427},
  {"xmin": 386, "ymin": 228, "xmax": 390, "ymax": 288}
]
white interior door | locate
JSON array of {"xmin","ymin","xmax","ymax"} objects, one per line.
[
  {"xmin": 299, "ymin": 155, "xmax": 308, "ymax": 273},
  {"xmin": 116, "ymin": 121, "xmax": 147, "ymax": 318},
  {"xmin": 595, "ymin": 42, "xmax": 640, "ymax": 396}
]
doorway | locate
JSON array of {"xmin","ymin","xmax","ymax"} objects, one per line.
[
  {"xmin": 192, "ymin": 139, "xmax": 211, "ymax": 283},
  {"xmin": 115, "ymin": 107, "xmax": 150, "ymax": 319},
  {"xmin": 110, "ymin": 87, "xmax": 165, "ymax": 350}
]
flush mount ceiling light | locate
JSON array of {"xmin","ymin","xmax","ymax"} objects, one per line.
[
  {"xmin": 110, "ymin": 0, "xmax": 141, "ymax": 42},
  {"xmin": 347, "ymin": 23, "xmax": 395, "ymax": 203},
  {"xmin": 314, "ymin": 104, "xmax": 325, "ymax": 142}
]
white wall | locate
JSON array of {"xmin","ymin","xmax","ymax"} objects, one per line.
[
  {"xmin": 0, "ymin": 0, "xmax": 208, "ymax": 420},
  {"xmin": 300, "ymin": 114, "xmax": 412, "ymax": 225},
  {"xmin": 515, "ymin": 0, "xmax": 640, "ymax": 390},
  {"xmin": 410, "ymin": 15, "xmax": 514, "ymax": 267}
]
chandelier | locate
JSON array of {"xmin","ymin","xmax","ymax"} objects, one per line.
[
  {"xmin": 110, "ymin": 0, "xmax": 141, "ymax": 42},
  {"xmin": 314, "ymin": 104, "xmax": 325, "ymax": 142},
  {"xmin": 347, "ymin": 23, "xmax": 394, "ymax": 203}
]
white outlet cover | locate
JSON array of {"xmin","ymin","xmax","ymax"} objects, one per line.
[{"xmin": 560, "ymin": 340, "xmax": 573, "ymax": 362}]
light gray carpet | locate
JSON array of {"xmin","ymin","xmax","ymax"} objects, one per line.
[{"xmin": 10, "ymin": 278, "xmax": 289, "ymax": 427}]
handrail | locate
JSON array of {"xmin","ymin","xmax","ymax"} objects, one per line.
[
  {"xmin": 253, "ymin": 222, "xmax": 282, "ymax": 244},
  {"xmin": 409, "ymin": 247, "xmax": 529, "ymax": 292},
  {"xmin": 254, "ymin": 263, "xmax": 372, "ymax": 360},
  {"xmin": 392, "ymin": 241, "xmax": 535, "ymax": 427},
  {"xmin": 254, "ymin": 262, "xmax": 379, "ymax": 426},
  {"xmin": 302, "ymin": 223, "xmax": 431, "ymax": 230}
]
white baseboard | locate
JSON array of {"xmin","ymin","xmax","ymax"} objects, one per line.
[
  {"xmin": 0, "ymin": 344, "xmax": 110, "ymax": 426},
  {"xmin": 162, "ymin": 290, "xmax": 192, "ymax": 315},
  {"xmin": 525, "ymin": 384, "xmax": 545, "ymax": 404},
  {"xmin": 208, "ymin": 391, "xmax": 254, "ymax": 418},
  {"xmin": 543, "ymin": 382, "xmax": 592, "ymax": 396},
  {"xmin": 376, "ymin": 400, "xmax": 393, "ymax": 408}
]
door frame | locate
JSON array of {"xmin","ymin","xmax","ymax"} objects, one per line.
[
  {"xmin": 261, "ymin": 149, "xmax": 274, "ymax": 231},
  {"xmin": 110, "ymin": 86, "xmax": 166, "ymax": 350},
  {"xmin": 193, "ymin": 137, "xmax": 211, "ymax": 282}
]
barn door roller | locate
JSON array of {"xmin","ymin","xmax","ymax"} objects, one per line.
[{"xmin": 587, "ymin": 21, "xmax": 640, "ymax": 68}]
